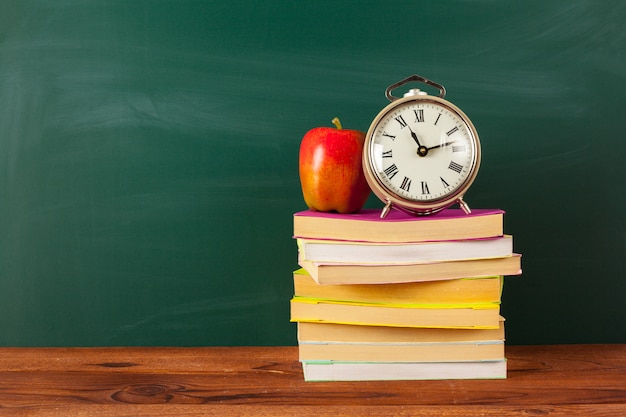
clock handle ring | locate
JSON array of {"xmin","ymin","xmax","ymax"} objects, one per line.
[{"xmin": 385, "ymin": 74, "xmax": 446, "ymax": 101}]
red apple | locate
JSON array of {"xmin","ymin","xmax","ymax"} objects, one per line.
[{"xmin": 299, "ymin": 118, "xmax": 371, "ymax": 213}]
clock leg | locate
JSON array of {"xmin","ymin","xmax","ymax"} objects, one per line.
[
  {"xmin": 380, "ymin": 200, "xmax": 393, "ymax": 219},
  {"xmin": 458, "ymin": 197, "xmax": 471, "ymax": 215}
]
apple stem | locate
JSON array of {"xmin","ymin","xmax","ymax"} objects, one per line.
[{"xmin": 331, "ymin": 117, "xmax": 342, "ymax": 130}]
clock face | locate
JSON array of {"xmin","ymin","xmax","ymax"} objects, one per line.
[{"xmin": 366, "ymin": 97, "xmax": 480, "ymax": 210}]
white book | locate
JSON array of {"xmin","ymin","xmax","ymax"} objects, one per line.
[
  {"xmin": 297, "ymin": 235, "xmax": 513, "ymax": 264},
  {"xmin": 301, "ymin": 360, "xmax": 507, "ymax": 382}
]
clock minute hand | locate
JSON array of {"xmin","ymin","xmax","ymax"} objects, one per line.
[{"xmin": 426, "ymin": 140, "xmax": 457, "ymax": 151}]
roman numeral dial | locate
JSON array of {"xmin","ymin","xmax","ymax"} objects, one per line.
[{"xmin": 365, "ymin": 95, "xmax": 480, "ymax": 212}]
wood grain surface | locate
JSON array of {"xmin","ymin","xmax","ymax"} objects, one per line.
[{"xmin": 0, "ymin": 344, "xmax": 624, "ymax": 416}]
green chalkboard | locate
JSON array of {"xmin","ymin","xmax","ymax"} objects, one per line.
[{"xmin": 0, "ymin": 0, "xmax": 624, "ymax": 346}]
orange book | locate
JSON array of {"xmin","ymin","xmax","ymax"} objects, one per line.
[{"xmin": 298, "ymin": 254, "xmax": 522, "ymax": 285}]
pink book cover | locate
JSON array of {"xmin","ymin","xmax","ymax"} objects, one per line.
[{"xmin": 293, "ymin": 208, "xmax": 505, "ymax": 222}]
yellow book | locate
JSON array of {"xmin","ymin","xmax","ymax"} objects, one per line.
[
  {"xmin": 298, "ymin": 340, "xmax": 505, "ymax": 363},
  {"xmin": 297, "ymin": 320, "xmax": 506, "ymax": 344},
  {"xmin": 293, "ymin": 268, "xmax": 503, "ymax": 305},
  {"xmin": 290, "ymin": 297, "xmax": 501, "ymax": 329},
  {"xmin": 298, "ymin": 320, "xmax": 506, "ymax": 362}
]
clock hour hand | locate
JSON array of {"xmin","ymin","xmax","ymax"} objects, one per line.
[
  {"xmin": 407, "ymin": 125, "xmax": 429, "ymax": 157},
  {"xmin": 407, "ymin": 126, "xmax": 421, "ymax": 147}
]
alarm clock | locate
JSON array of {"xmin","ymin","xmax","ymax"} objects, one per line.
[{"xmin": 363, "ymin": 74, "xmax": 481, "ymax": 218}]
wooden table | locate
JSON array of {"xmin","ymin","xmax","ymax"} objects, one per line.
[{"xmin": 1, "ymin": 344, "xmax": 625, "ymax": 416}]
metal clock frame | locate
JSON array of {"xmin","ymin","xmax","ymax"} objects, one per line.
[{"xmin": 363, "ymin": 74, "xmax": 481, "ymax": 218}]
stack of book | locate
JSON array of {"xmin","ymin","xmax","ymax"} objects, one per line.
[{"xmin": 290, "ymin": 208, "xmax": 522, "ymax": 382}]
